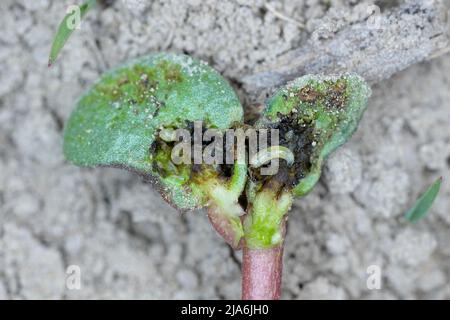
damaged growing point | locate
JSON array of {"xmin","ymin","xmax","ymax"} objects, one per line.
[
  {"xmin": 62, "ymin": 52, "xmax": 371, "ymax": 300},
  {"xmin": 150, "ymin": 120, "xmax": 248, "ymax": 247}
]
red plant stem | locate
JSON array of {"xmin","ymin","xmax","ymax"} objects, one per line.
[{"xmin": 241, "ymin": 244, "xmax": 284, "ymax": 300}]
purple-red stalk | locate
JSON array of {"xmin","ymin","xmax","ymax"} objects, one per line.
[{"xmin": 241, "ymin": 245, "xmax": 284, "ymax": 300}]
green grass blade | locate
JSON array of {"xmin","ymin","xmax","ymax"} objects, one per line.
[
  {"xmin": 405, "ymin": 177, "xmax": 442, "ymax": 223},
  {"xmin": 48, "ymin": 0, "xmax": 97, "ymax": 67}
]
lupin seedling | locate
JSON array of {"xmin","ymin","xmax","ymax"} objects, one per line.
[{"xmin": 61, "ymin": 52, "xmax": 371, "ymax": 299}]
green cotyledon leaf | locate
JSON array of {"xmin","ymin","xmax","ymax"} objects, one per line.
[
  {"xmin": 63, "ymin": 53, "xmax": 244, "ymax": 210},
  {"xmin": 243, "ymin": 74, "xmax": 370, "ymax": 249},
  {"xmin": 257, "ymin": 73, "xmax": 371, "ymax": 198}
]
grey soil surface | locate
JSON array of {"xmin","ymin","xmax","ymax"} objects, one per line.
[{"xmin": 1, "ymin": 0, "xmax": 450, "ymax": 299}]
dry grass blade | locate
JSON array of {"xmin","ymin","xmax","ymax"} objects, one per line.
[{"xmin": 48, "ymin": 0, "xmax": 97, "ymax": 67}]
